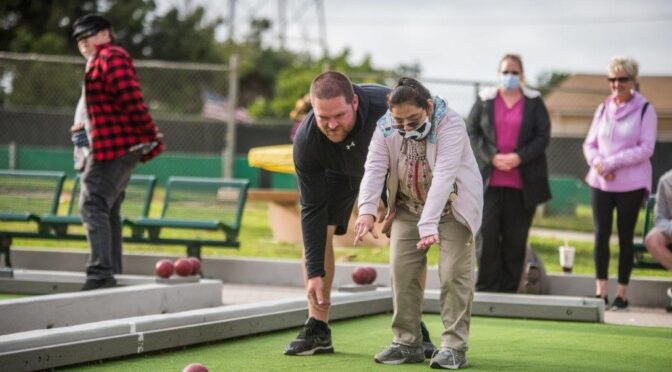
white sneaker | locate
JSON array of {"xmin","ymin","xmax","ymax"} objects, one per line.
[{"xmin": 430, "ymin": 347, "xmax": 468, "ymax": 369}]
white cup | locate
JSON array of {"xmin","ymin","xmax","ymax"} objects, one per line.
[{"xmin": 559, "ymin": 246, "xmax": 575, "ymax": 274}]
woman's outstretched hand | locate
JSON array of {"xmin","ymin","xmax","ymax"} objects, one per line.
[
  {"xmin": 354, "ymin": 214, "xmax": 378, "ymax": 246},
  {"xmin": 417, "ymin": 234, "xmax": 440, "ymax": 251}
]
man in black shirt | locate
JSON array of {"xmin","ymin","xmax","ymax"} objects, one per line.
[{"xmin": 285, "ymin": 72, "xmax": 435, "ymax": 357}]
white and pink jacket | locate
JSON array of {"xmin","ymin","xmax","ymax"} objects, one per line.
[
  {"xmin": 358, "ymin": 97, "xmax": 484, "ymax": 238},
  {"xmin": 583, "ymin": 91, "xmax": 657, "ymax": 193}
]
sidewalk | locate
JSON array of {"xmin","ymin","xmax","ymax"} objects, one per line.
[
  {"xmin": 221, "ymin": 283, "xmax": 672, "ymax": 328},
  {"xmin": 605, "ymin": 306, "xmax": 672, "ymax": 328},
  {"xmin": 530, "ymin": 227, "xmax": 620, "ymax": 243}
]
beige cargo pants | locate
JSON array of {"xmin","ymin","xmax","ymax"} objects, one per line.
[{"xmin": 390, "ymin": 207, "xmax": 475, "ymax": 351}]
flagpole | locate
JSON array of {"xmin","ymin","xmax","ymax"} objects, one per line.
[{"xmin": 224, "ymin": 54, "xmax": 239, "ymax": 179}]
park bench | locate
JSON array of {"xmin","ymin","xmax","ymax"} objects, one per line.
[
  {"xmin": 633, "ymin": 195, "xmax": 665, "ymax": 270},
  {"xmin": 1, "ymin": 172, "xmax": 250, "ymax": 265},
  {"xmin": 131, "ymin": 176, "xmax": 250, "ymax": 257},
  {"xmin": 39, "ymin": 174, "xmax": 157, "ymax": 236},
  {"xmin": 0, "ymin": 170, "xmax": 67, "ymax": 266}
]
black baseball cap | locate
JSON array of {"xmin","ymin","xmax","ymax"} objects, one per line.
[{"xmin": 72, "ymin": 14, "xmax": 111, "ymax": 41}]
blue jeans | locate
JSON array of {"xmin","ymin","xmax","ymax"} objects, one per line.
[{"xmin": 79, "ymin": 150, "xmax": 140, "ymax": 280}]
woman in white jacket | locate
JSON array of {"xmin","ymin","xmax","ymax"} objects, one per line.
[{"xmin": 354, "ymin": 77, "xmax": 483, "ymax": 369}]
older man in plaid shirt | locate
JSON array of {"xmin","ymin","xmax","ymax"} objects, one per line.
[{"xmin": 71, "ymin": 14, "xmax": 164, "ymax": 290}]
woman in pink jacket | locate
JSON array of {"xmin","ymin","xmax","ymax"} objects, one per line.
[
  {"xmin": 583, "ymin": 56, "xmax": 657, "ymax": 310},
  {"xmin": 354, "ymin": 78, "xmax": 483, "ymax": 369}
]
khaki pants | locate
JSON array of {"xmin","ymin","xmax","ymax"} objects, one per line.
[{"xmin": 390, "ymin": 207, "xmax": 475, "ymax": 351}]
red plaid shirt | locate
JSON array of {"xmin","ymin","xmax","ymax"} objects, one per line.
[{"xmin": 85, "ymin": 43, "xmax": 164, "ymax": 162}]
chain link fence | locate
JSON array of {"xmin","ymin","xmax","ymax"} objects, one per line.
[
  {"xmin": 1, "ymin": 52, "xmax": 669, "ymax": 214},
  {"xmin": 0, "ymin": 51, "xmax": 280, "ymax": 185}
]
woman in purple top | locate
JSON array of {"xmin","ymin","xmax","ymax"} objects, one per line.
[
  {"xmin": 583, "ymin": 56, "xmax": 657, "ymax": 311},
  {"xmin": 467, "ymin": 54, "xmax": 552, "ymax": 293}
]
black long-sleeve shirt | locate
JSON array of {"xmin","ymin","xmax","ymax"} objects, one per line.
[{"xmin": 293, "ymin": 84, "xmax": 390, "ymax": 279}]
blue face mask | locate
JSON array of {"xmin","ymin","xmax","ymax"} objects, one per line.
[
  {"xmin": 500, "ymin": 73, "xmax": 520, "ymax": 91},
  {"xmin": 397, "ymin": 119, "xmax": 431, "ymax": 141}
]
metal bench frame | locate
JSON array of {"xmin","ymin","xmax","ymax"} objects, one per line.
[
  {"xmin": 40, "ymin": 174, "xmax": 157, "ymax": 236},
  {"xmin": 633, "ymin": 195, "xmax": 665, "ymax": 269},
  {"xmin": 1, "ymin": 172, "xmax": 249, "ymax": 265},
  {"xmin": 132, "ymin": 176, "xmax": 250, "ymax": 257}
]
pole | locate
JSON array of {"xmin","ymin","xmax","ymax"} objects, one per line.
[
  {"xmin": 315, "ymin": 0, "xmax": 328, "ymax": 58},
  {"xmin": 223, "ymin": 54, "xmax": 239, "ymax": 179},
  {"xmin": 278, "ymin": 0, "xmax": 287, "ymax": 50},
  {"xmin": 227, "ymin": 0, "xmax": 236, "ymax": 42},
  {"xmin": 8, "ymin": 142, "xmax": 16, "ymax": 170}
]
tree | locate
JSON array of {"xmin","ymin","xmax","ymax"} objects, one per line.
[
  {"xmin": 0, "ymin": 1, "xmax": 404, "ymax": 119},
  {"xmin": 144, "ymin": 6, "xmax": 220, "ymax": 62},
  {"xmin": 0, "ymin": 0, "xmax": 91, "ymax": 54},
  {"xmin": 249, "ymin": 49, "xmax": 394, "ymax": 118},
  {"xmin": 536, "ymin": 71, "xmax": 570, "ymax": 97},
  {"xmin": 212, "ymin": 18, "xmax": 296, "ymax": 108},
  {"xmin": 0, "ymin": 0, "xmax": 224, "ymax": 113}
]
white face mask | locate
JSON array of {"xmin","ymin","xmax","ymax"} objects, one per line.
[{"xmin": 397, "ymin": 119, "xmax": 431, "ymax": 140}]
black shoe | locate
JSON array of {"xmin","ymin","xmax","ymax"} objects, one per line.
[
  {"xmin": 284, "ymin": 317, "xmax": 334, "ymax": 356},
  {"xmin": 595, "ymin": 295, "xmax": 608, "ymax": 305},
  {"xmin": 81, "ymin": 277, "xmax": 117, "ymax": 291},
  {"xmin": 420, "ymin": 321, "xmax": 436, "ymax": 359},
  {"xmin": 611, "ymin": 296, "xmax": 629, "ymax": 311}
]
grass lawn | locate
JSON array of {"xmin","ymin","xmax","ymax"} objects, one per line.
[
  {"xmin": 0, "ymin": 293, "xmax": 31, "ymax": 301},
  {"xmin": 6, "ymin": 198, "xmax": 671, "ymax": 278},
  {"xmin": 67, "ymin": 313, "xmax": 672, "ymax": 371},
  {"xmin": 534, "ymin": 204, "xmax": 647, "ymax": 235}
]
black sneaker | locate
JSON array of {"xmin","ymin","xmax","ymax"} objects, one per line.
[
  {"xmin": 611, "ymin": 296, "xmax": 629, "ymax": 311},
  {"xmin": 595, "ymin": 295, "xmax": 608, "ymax": 305},
  {"xmin": 81, "ymin": 277, "xmax": 117, "ymax": 291},
  {"xmin": 420, "ymin": 321, "xmax": 436, "ymax": 359},
  {"xmin": 284, "ymin": 317, "xmax": 334, "ymax": 356}
]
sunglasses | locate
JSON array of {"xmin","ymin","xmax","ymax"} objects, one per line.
[
  {"xmin": 501, "ymin": 71, "xmax": 520, "ymax": 75},
  {"xmin": 607, "ymin": 77, "xmax": 631, "ymax": 83},
  {"xmin": 391, "ymin": 122, "xmax": 423, "ymax": 131}
]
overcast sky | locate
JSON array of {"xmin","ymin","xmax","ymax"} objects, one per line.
[
  {"xmin": 330, "ymin": 0, "xmax": 672, "ymax": 79},
  {"xmin": 160, "ymin": 0, "xmax": 672, "ymax": 112}
]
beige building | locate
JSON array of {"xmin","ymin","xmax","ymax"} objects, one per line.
[{"xmin": 545, "ymin": 74, "xmax": 672, "ymax": 140}]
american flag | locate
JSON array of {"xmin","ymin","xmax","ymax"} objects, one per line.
[{"xmin": 202, "ymin": 90, "xmax": 252, "ymax": 123}]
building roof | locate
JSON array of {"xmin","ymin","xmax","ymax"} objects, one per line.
[{"xmin": 545, "ymin": 74, "xmax": 672, "ymax": 117}]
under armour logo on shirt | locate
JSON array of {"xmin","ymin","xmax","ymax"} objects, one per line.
[{"xmin": 345, "ymin": 141, "xmax": 356, "ymax": 150}]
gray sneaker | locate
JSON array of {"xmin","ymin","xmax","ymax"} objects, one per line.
[
  {"xmin": 430, "ymin": 347, "xmax": 468, "ymax": 369},
  {"xmin": 374, "ymin": 342, "xmax": 425, "ymax": 365}
]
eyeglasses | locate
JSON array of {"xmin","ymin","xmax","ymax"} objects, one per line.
[
  {"xmin": 607, "ymin": 77, "xmax": 631, "ymax": 83},
  {"xmin": 501, "ymin": 71, "xmax": 520, "ymax": 75}
]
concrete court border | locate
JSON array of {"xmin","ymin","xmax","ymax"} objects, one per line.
[
  {"xmin": 0, "ymin": 284, "xmax": 605, "ymax": 371},
  {"xmin": 0, "ymin": 291, "xmax": 392, "ymax": 371},
  {"xmin": 0, "ymin": 277, "xmax": 223, "ymax": 335},
  {"xmin": 9, "ymin": 248, "xmax": 672, "ymax": 307}
]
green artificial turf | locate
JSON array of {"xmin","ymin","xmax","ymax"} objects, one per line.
[{"xmin": 68, "ymin": 314, "xmax": 672, "ymax": 371}]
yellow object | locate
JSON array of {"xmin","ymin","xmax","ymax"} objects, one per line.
[{"xmin": 248, "ymin": 144, "xmax": 295, "ymax": 174}]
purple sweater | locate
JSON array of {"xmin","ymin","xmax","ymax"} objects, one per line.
[{"xmin": 583, "ymin": 91, "xmax": 657, "ymax": 193}]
